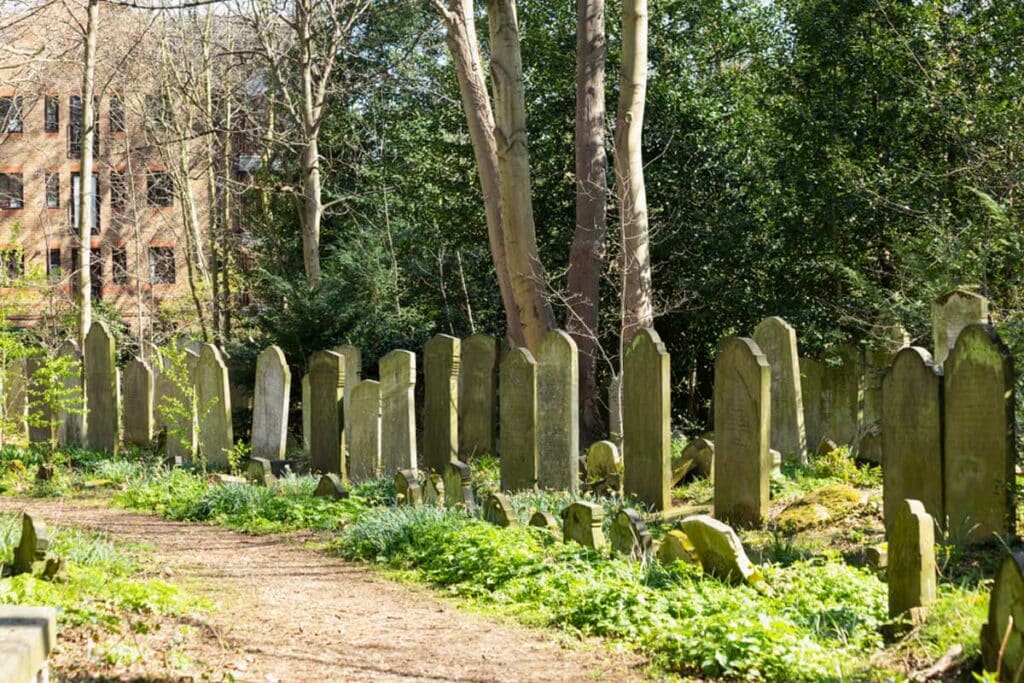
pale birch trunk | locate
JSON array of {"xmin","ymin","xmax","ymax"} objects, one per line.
[
  {"xmin": 297, "ymin": 0, "xmax": 323, "ymax": 289},
  {"xmin": 76, "ymin": 0, "xmax": 98, "ymax": 348}
]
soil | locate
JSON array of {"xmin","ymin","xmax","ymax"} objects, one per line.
[{"xmin": 0, "ymin": 497, "xmax": 649, "ymax": 683}]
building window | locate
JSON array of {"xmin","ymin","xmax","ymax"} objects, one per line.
[
  {"xmin": 47, "ymin": 248, "xmax": 61, "ymax": 279},
  {"xmin": 0, "ymin": 97, "xmax": 23, "ymax": 133},
  {"xmin": 71, "ymin": 172, "xmax": 100, "ymax": 234},
  {"xmin": 147, "ymin": 172, "xmax": 173, "ymax": 207},
  {"xmin": 110, "ymin": 170, "xmax": 127, "ymax": 213},
  {"xmin": 112, "ymin": 246, "xmax": 128, "ymax": 284},
  {"xmin": 45, "ymin": 172, "xmax": 60, "ymax": 208},
  {"xmin": 109, "ymin": 96, "xmax": 125, "ymax": 133},
  {"xmin": 90, "ymin": 247, "xmax": 102, "ymax": 300},
  {"xmin": 68, "ymin": 96, "xmax": 99, "ymax": 158},
  {"xmin": 44, "ymin": 95, "xmax": 59, "ymax": 133},
  {"xmin": 0, "ymin": 173, "xmax": 24, "ymax": 209},
  {"xmin": 0, "ymin": 249, "xmax": 24, "ymax": 283},
  {"xmin": 149, "ymin": 246, "xmax": 175, "ymax": 284}
]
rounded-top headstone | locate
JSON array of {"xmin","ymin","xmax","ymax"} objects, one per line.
[
  {"xmin": 499, "ymin": 347, "xmax": 538, "ymax": 492},
  {"xmin": 622, "ymin": 328, "xmax": 671, "ymax": 511},
  {"xmin": 752, "ymin": 317, "xmax": 806, "ymax": 464},
  {"xmin": 536, "ymin": 329, "xmax": 579, "ymax": 493},
  {"xmin": 932, "ymin": 289, "xmax": 989, "ymax": 366},
  {"xmin": 252, "ymin": 345, "xmax": 291, "ymax": 461}
]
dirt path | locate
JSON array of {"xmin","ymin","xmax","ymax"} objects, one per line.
[{"xmin": 0, "ymin": 498, "xmax": 648, "ymax": 683}]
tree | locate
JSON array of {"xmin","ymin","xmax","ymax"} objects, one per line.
[{"xmin": 76, "ymin": 0, "xmax": 99, "ymax": 348}]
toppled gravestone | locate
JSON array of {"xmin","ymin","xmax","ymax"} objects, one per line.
[
  {"xmin": 6, "ymin": 513, "xmax": 62, "ymax": 580},
  {"xmin": 657, "ymin": 530, "xmax": 700, "ymax": 567},
  {"xmin": 313, "ymin": 473, "xmax": 349, "ymax": 500},
  {"xmin": 680, "ymin": 515, "xmax": 763, "ymax": 586}
]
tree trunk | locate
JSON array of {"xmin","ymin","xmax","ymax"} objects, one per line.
[
  {"xmin": 568, "ymin": 0, "xmax": 607, "ymax": 444},
  {"xmin": 297, "ymin": 0, "xmax": 323, "ymax": 289},
  {"xmin": 486, "ymin": 0, "xmax": 555, "ymax": 351},
  {"xmin": 615, "ymin": 0, "xmax": 652, "ymax": 351},
  {"xmin": 76, "ymin": 0, "xmax": 98, "ymax": 348}
]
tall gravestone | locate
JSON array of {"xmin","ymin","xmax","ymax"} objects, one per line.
[
  {"xmin": 944, "ymin": 324, "xmax": 1015, "ymax": 542},
  {"xmin": 122, "ymin": 358, "xmax": 154, "ymax": 446},
  {"xmin": 714, "ymin": 336, "xmax": 770, "ymax": 528},
  {"xmin": 981, "ymin": 553, "xmax": 1024, "ymax": 678},
  {"xmin": 752, "ymin": 316, "xmax": 806, "ymax": 464},
  {"xmin": 888, "ymin": 499, "xmax": 937, "ymax": 619},
  {"xmin": 423, "ymin": 334, "xmax": 459, "ymax": 473},
  {"xmin": 380, "ymin": 350, "xmax": 416, "ymax": 473},
  {"xmin": 309, "ymin": 350, "xmax": 345, "ymax": 476},
  {"xmin": 537, "ymin": 330, "xmax": 579, "ymax": 492},
  {"xmin": 85, "ymin": 322, "xmax": 118, "ymax": 453},
  {"xmin": 349, "ymin": 379, "xmax": 381, "ymax": 483},
  {"xmin": 25, "ymin": 355, "xmax": 50, "ymax": 444},
  {"xmin": 799, "ymin": 357, "xmax": 825, "ymax": 453},
  {"xmin": 933, "ymin": 289, "xmax": 989, "ymax": 366},
  {"xmin": 252, "ymin": 345, "xmax": 290, "ymax": 461},
  {"xmin": 822, "ymin": 344, "xmax": 861, "ymax": 445},
  {"xmin": 166, "ymin": 348, "xmax": 199, "ymax": 462},
  {"xmin": 301, "ymin": 373, "xmax": 311, "ymax": 451},
  {"xmin": 881, "ymin": 347, "xmax": 944, "ymax": 536},
  {"xmin": 622, "ymin": 328, "xmax": 671, "ymax": 511},
  {"xmin": 861, "ymin": 323, "xmax": 909, "ymax": 464},
  {"xmin": 56, "ymin": 340, "xmax": 83, "ymax": 446},
  {"xmin": 500, "ymin": 347, "xmax": 538, "ymax": 492},
  {"xmin": 458, "ymin": 333, "xmax": 497, "ymax": 460},
  {"xmin": 197, "ymin": 345, "xmax": 233, "ymax": 467},
  {"xmin": 334, "ymin": 344, "xmax": 361, "ymax": 462}
]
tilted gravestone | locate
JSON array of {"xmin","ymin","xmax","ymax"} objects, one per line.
[
  {"xmin": 536, "ymin": 330, "xmax": 579, "ymax": 492},
  {"xmin": 752, "ymin": 317, "xmax": 806, "ymax": 464},
  {"xmin": 12, "ymin": 513, "xmax": 50, "ymax": 576},
  {"xmin": 888, "ymin": 499, "xmax": 936, "ymax": 619},
  {"xmin": 56, "ymin": 339, "xmax": 83, "ymax": 446},
  {"xmin": 679, "ymin": 437, "xmax": 714, "ymax": 480},
  {"xmin": 529, "ymin": 510, "xmax": 559, "ymax": 531},
  {"xmin": 563, "ymin": 501, "xmax": 605, "ymax": 549},
  {"xmin": 423, "ymin": 473, "xmax": 444, "ymax": 506},
  {"xmin": 944, "ymin": 324, "xmax": 1015, "ymax": 542},
  {"xmin": 380, "ymin": 350, "xmax": 417, "ymax": 473},
  {"xmin": 443, "ymin": 460, "xmax": 475, "ymax": 512},
  {"xmin": 301, "ymin": 373, "xmax": 311, "ymax": 452},
  {"xmin": 85, "ymin": 322, "xmax": 118, "ymax": 453},
  {"xmin": 314, "ymin": 473, "xmax": 349, "ymax": 500},
  {"xmin": 881, "ymin": 347, "xmax": 944, "ymax": 537},
  {"xmin": 423, "ymin": 334, "xmax": 460, "ymax": 473},
  {"xmin": 197, "ymin": 344, "xmax": 234, "ymax": 468},
  {"xmin": 166, "ymin": 348, "xmax": 199, "ymax": 463},
  {"xmin": 680, "ymin": 515, "xmax": 762, "ymax": 584},
  {"xmin": 308, "ymin": 350, "xmax": 345, "ymax": 476},
  {"xmin": 394, "ymin": 469, "xmax": 421, "ymax": 507},
  {"xmin": 622, "ymin": 328, "xmax": 671, "ymax": 511},
  {"xmin": 981, "ymin": 553, "xmax": 1024, "ymax": 678},
  {"xmin": 586, "ymin": 440, "xmax": 620, "ymax": 482},
  {"xmin": 609, "ymin": 508, "xmax": 653, "ymax": 560},
  {"xmin": 483, "ymin": 492, "xmax": 517, "ymax": 527},
  {"xmin": 657, "ymin": 530, "xmax": 700, "ymax": 566},
  {"xmin": 348, "ymin": 380, "xmax": 382, "ymax": 484},
  {"xmin": 822, "ymin": 344, "xmax": 861, "ymax": 445},
  {"xmin": 5, "ymin": 357, "xmax": 28, "ymax": 442},
  {"xmin": 499, "ymin": 347, "xmax": 538, "ymax": 492},
  {"xmin": 122, "ymin": 358, "xmax": 154, "ymax": 447},
  {"xmin": 932, "ymin": 289, "xmax": 989, "ymax": 366},
  {"xmin": 25, "ymin": 355, "xmax": 51, "ymax": 444},
  {"xmin": 714, "ymin": 337, "xmax": 770, "ymax": 528},
  {"xmin": 252, "ymin": 345, "xmax": 291, "ymax": 461},
  {"xmin": 799, "ymin": 357, "xmax": 825, "ymax": 454},
  {"xmin": 459, "ymin": 333, "xmax": 498, "ymax": 460}
]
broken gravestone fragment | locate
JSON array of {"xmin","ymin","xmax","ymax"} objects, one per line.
[
  {"xmin": 528, "ymin": 510, "xmax": 560, "ymax": 532},
  {"xmin": 8, "ymin": 513, "xmax": 62, "ymax": 579},
  {"xmin": 423, "ymin": 473, "xmax": 445, "ymax": 506},
  {"xmin": 443, "ymin": 460, "xmax": 475, "ymax": 512},
  {"xmin": 609, "ymin": 508, "xmax": 653, "ymax": 560},
  {"xmin": 313, "ymin": 473, "xmax": 349, "ymax": 500},
  {"xmin": 394, "ymin": 469, "xmax": 421, "ymax": 508},
  {"xmin": 483, "ymin": 493, "xmax": 517, "ymax": 527},
  {"xmin": 680, "ymin": 515, "xmax": 763, "ymax": 586}
]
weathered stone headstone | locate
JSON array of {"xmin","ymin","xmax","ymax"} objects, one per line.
[
  {"xmin": 443, "ymin": 460, "xmax": 475, "ymax": 511},
  {"xmin": 166, "ymin": 348, "xmax": 199, "ymax": 463},
  {"xmin": 981, "ymin": 553, "xmax": 1024, "ymax": 678},
  {"xmin": 529, "ymin": 510, "xmax": 559, "ymax": 531},
  {"xmin": 822, "ymin": 344, "xmax": 862, "ymax": 445},
  {"xmin": 622, "ymin": 328, "xmax": 671, "ymax": 511},
  {"xmin": 483, "ymin": 492, "xmax": 516, "ymax": 527},
  {"xmin": 752, "ymin": 317, "xmax": 806, "ymax": 464},
  {"xmin": 252, "ymin": 346, "xmax": 290, "ymax": 461},
  {"xmin": 459, "ymin": 333, "xmax": 497, "ymax": 460},
  {"xmin": 679, "ymin": 437, "xmax": 714, "ymax": 480},
  {"xmin": 944, "ymin": 324, "xmax": 1015, "ymax": 542},
  {"xmin": 308, "ymin": 350, "xmax": 345, "ymax": 476},
  {"xmin": 933, "ymin": 289, "xmax": 989, "ymax": 366},
  {"xmin": 536, "ymin": 330, "xmax": 579, "ymax": 492},
  {"xmin": 122, "ymin": 359, "xmax": 154, "ymax": 447},
  {"xmin": 314, "ymin": 473, "xmax": 349, "ymax": 500},
  {"xmin": 657, "ymin": 530, "xmax": 700, "ymax": 567},
  {"xmin": 56, "ymin": 340, "xmax": 83, "ymax": 446},
  {"xmin": 563, "ymin": 501, "xmax": 605, "ymax": 548},
  {"xmin": 680, "ymin": 515, "xmax": 762, "ymax": 584},
  {"xmin": 500, "ymin": 347, "xmax": 538, "ymax": 492},
  {"xmin": 380, "ymin": 350, "xmax": 417, "ymax": 473},
  {"xmin": 713, "ymin": 337, "xmax": 770, "ymax": 528},
  {"xmin": 25, "ymin": 355, "xmax": 50, "ymax": 444},
  {"xmin": 586, "ymin": 440, "xmax": 620, "ymax": 481},
  {"xmin": 394, "ymin": 469, "xmax": 421, "ymax": 507},
  {"xmin": 862, "ymin": 323, "xmax": 909, "ymax": 464},
  {"xmin": 609, "ymin": 508, "xmax": 653, "ymax": 560},
  {"xmin": 888, "ymin": 499, "xmax": 936, "ymax": 619},
  {"xmin": 799, "ymin": 357, "xmax": 825, "ymax": 453},
  {"xmin": 423, "ymin": 334, "xmax": 460, "ymax": 473},
  {"xmin": 349, "ymin": 380, "xmax": 381, "ymax": 484},
  {"xmin": 881, "ymin": 347, "xmax": 944, "ymax": 536},
  {"xmin": 301, "ymin": 373, "xmax": 311, "ymax": 452},
  {"xmin": 12, "ymin": 513, "xmax": 49, "ymax": 576},
  {"xmin": 85, "ymin": 322, "xmax": 118, "ymax": 453},
  {"xmin": 423, "ymin": 473, "xmax": 444, "ymax": 506},
  {"xmin": 245, "ymin": 457, "xmax": 277, "ymax": 486},
  {"xmin": 334, "ymin": 344, "xmax": 361, "ymax": 462},
  {"xmin": 196, "ymin": 344, "xmax": 234, "ymax": 468}
]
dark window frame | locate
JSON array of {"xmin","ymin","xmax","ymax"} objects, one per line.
[
  {"xmin": 0, "ymin": 173, "xmax": 24, "ymax": 210},
  {"xmin": 44, "ymin": 95, "xmax": 59, "ymax": 133},
  {"xmin": 109, "ymin": 95, "xmax": 125, "ymax": 133},
  {"xmin": 45, "ymin": 171, "xmax": 60, "ymax": 209},
  {"xmin": 146, "ymin": 171, "xmax": 174, "ymax": 207},
  {"xmin": 148, "ymin": 246, "xmax": 175, "ymax": 284},
  {"xmin": 47, "ymin": 248, "xmax": 61, "ymax": 279},
  {"xmin": 112, "ymin": 246, "xmax": 128, "ymax": 284},
  {"xmin": 0, "ymin": 97, "xmax": 24, "ymax": 134}
]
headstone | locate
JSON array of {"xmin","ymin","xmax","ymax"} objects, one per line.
[
  {"xmin": 245, "ymin": 457, "xmax": 277, "ymax": 486},
  {"xmin": 423, "ymin": 473, "xmax": 444, "ymax": 506},
  {"xmin": 862, "ymin": 323, "xmax": 909, "ymax": 464},
  {"xmin": 881, "ymin": 347, "xmax": 944, "ymax": 536},
  {"xmin": 752, "ymin": 317, "xmax": 806, "ymax": 464},
  {"xmin": 302, "ymin": 373, "xmax": 311, "ymax": 451},
  {"xmin": 334, "ymin": 344, "xmax": 361, "ymax": 463},
  {"xmin": 586, "ymin": 440, "xmax": 620, "ymax": 481},
  {"xmin": 25, "ymin": 355, "xmax": 50, "ymax": 444},
  {"xmin": 888, "ymin": 499, "xmax": 937, "ymax": 619},
  {"xmin": 609, "ymin": 508, "xmax": 653, "ymax": 560},
  {"xmin": 12, "ymin": 513, "xmax": 49, "ymax": 576},
  {"xmin": 459, "ymin": 333, "xmax": 497, "ymax": 460},
  {"xmin": 394, "ymin": 469, "xmax": 421, "ymax": 507},
  {"xmin": 196, "ymin": 344, "xmax": 234, "ymax": 468},
  {"xmin": 622, "ymin": 328, "xmax": 671, "ymax": 511},
  {"xmin": 933, "ymin": 289, "xmax": 989, "ymax": 366},
  {"xmin": 657, "ymin": 530, "xmax": 700, "ymax": 567},
  {"xmin": 679, "ymin": 515, "xmax": 762, "ymax": 584},
  {"xmin": 981, "ymin": 553, "xmax": 1024, "ymax": 678},
  {"xmin": 85, "ymin": 322, "xmax": 118, "ymax": 453},
  {"xmin": 529, "ymin": 510, "xmax": 559, "ymax": 531},
  {"xmin": 822, "ymin": 344, "xmax": 862, "ymax": 445},
  {"xmin": 423, "ymin": 334, "xmax": 459, "ymax": 473},
  {"xmin": 535, "ymin": 330, "xmax": 579, "ymax": 492},
  {"xmin": 166, "ymin": 348, "xmax": 199, "ymax": 463},
  {"xmin": 799, "ymin": 357, "xmax": 825, "ymax": 453},
  {"xmin": 122, "ymin": 359, "xmax": 154, "ymax": 446},
  {"xmin": 313, "ymin": 473, "xmax": 349, "ymax": 500},
  {"xmin": 252, "ymin": 345, "xmax": 290, "ymax": 461},
  {"xmin": 499, "ymin": 347, "xmax": 538, "ymax": 492},
  {"xmin": 679, "ymin": 437, "xmax": 714, "ymax": 480},
  {"xmin": 713, "ymin": 337, "xmax": 770, "ymax": 528},
  {"xmin": 563, "ymin": 501, "xmax": 605, "ymax": 548},
  {"xmin": 56, "ymin": 340, "xmax": 83, "ymax": 446},
  {"xmin": 4, "ymin": 357, "xmax": 28, "ymax": 443},
  {"xmin": 349, "ymin": 380, "xmax": 382, "ymax": 484},
  {"xmin": 308, "ymin": 350, "xmax": 345, "ymax": 476},
  {"xmin": 443, "ymin": 460, "xmax": 475, "ymax": 511},
  {"xmin": 943, "ymin": 324, "xmax": 1015, "ymax": 542},
  {"xmin": 483, "ymin": 492, "xmax": 516, "ymax": 527},
  {"xmin": 380, "ymin": 350, "xmax": 417, "ymax": 473}
]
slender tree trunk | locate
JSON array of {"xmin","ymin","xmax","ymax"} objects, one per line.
[
  {"xmin": 76, "ymin": 0, "xmax": 99, "ymax": 348},
  {"xmin": 568, "ymin": 0, "xmax": 607, "ymax": 444},
  {"xmin": 297, "ymin": 0, "xmax": 323, "ymax": 289},
  {"xmin": 486, "ymin": 0, "xmax": 555, "ymax": 350},
  {"xmin": 615, "ymin": 0, "xmax": 652, "ymax": 350}
]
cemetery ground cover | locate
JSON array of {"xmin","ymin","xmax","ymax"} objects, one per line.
[{"xmin": 0, "ymin": 443, "xmax": 1002, "ymax": 681}]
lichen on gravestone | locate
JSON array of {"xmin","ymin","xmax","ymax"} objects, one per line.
[
  {"xmin": 245, "ymin": 457, "xmax": 277, "ymax": 487},
  {"xmin": 679, "ymin": 515, "xmax": 763, "ymax": 587},
  {"xmin": 656, "ymin": 530, "xmax": 700, "ymax": 567},
  {"xmin": 609, "ymin": 508, "xmax": 653, "ymax": 560},
  {"xmin": 562, "ymin": 501, "xmax": 605, "ymax": 549},
  {"xmin": 443, "ymin": 461, "xmax": 475, "ymax": 512},
  {"xmin": 888, "ymin": 499, "xmax": 936, "ymax": 620},
  {"xmin": 981, "ymin": 552, "xmax": 1024, "ymax": 678}
]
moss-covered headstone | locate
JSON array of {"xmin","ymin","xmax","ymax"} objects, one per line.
[
  {"xmin": 609, "ymin": 508, "xmax": 653, "ymax": 560},
  {"xmin": 443, "ymin": 460, "xmax": 475, "ymax": 512},
  {"xmin": 888, "ymin": 499, "xmax": 936, "ymax": 619},
  {"xmin": 483, "ymin": 492, "xmax": 517, "ymax": 527},
  {"xmin": 536, "ymin": 330, "xmax": 579, "ymax": 492},
  {"xmin": 308, "ymin": 350, "xmax": 345, "ymax": 476},
  {"xmin": 752, "ymin": 317, "xmax": 806, "ymax": 464},
  {"xmin": 394, "ymin": 469, "xmax": 421, "ymax": 507},
  {"xmin": 563, "ymin": 501, "xmax": 605, "ymax": 549},
  {"xmin": 423, "ymin": 334, "xmax": 460, "ymax": 474},
  {"xmin": 459, "ymin": 333, "xmax": 497, "ymax": 460},
  {"xmin": 499, "ymin": 348, "xmax": 538, "ymax": 492},
  {"xmin": 622, "ymin": 328, "xmax": 671, "ymax": 511}
]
